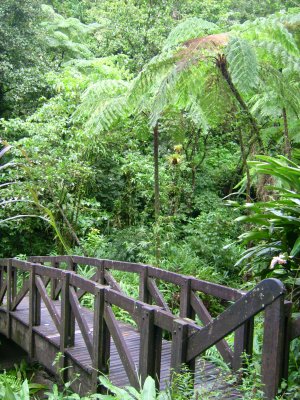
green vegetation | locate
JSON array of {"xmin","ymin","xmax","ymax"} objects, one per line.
[{"xmin": 0, "ymin": 0, "xmax": 300, "ymax": 398}]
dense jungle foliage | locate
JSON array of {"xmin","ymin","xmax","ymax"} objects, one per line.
[{"xmin": 0, "ymin": 0, "xmax": 300, "ymax": 398}]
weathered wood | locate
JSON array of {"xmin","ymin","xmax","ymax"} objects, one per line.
[
  {"xmin": 11, "ymin": 267, "xmax": 17, "ymax": 302},
  {"xmin": 51, "ymin": 261, "xmax": 59, "ymax": 300},
  {"xmin": 232, "ymin": 318, "xmax": 254, "ymax": 371},
  {"xmin": 11, "ymin": 280, "xmax": 30, "ymax": 311},
  {"xmin": 77, "ymin": 272, "xmax": 98, "ymax": 299},
  {"xmin": 179, "ymin": 278, "xmax": 194, "ymax": 319},
  {"xmin": 147, "ymin": 277, "xmax": 171, "ymax": 313},
  {"xmin": 7, "ymin": 260, "xmax": 12, "ymax": 339},
  {"xmin": 0, "ymin": 256, "xmax": 289, "ymax": 399},
  {"xmin": 261, "ymin": 295, "xmax": 285, "ymax": 400},
  {"xmin": 190, "ymin": 291, "xmax": 233, "ymax": 366},
  {"xmin": 60, "ymin": 272, "xmax": 75, "ymax": 378},
  {"xmin": 69, "ymin": 286, "xmax": 93, "ymax": 357},
  {"xmin": 139, "ymin": 305, "xmax": 162, "ymax": 388},
  {"xmin": 281, "ymin": 301, "xmax": 292, "ymax": 381},
  {"xmin": 104, "ymin": 304, "xmax": 139, "ymax": 389},
  {"xmin": 92, "ymin": 286, "xmax": 110, "ymax": 393},
  {"xmin": 69, "ymin": 273, "xmax": 96, "ymax": 295},
  {"xmin": 186, "ymin": 279, "xmax": 285, "ymax": 362},
  {"xmin": 104, "ymin": 270, "xmax": 123, "ymax": 293},
  {"xmin": 139, "ymin": 267, "xmax": 150, "ymax": 303},
  {"xmin": 29, "ymin": 264, "xmax": 41, "ymax": 357},
  {"xmin": 291, "ymin": 316, "xmax": 300, "ymax": 340},
  {"xmin": 35, "ymin": 275, "xmax": 61, "ymax": 332},
  {"xmin": 171, "ymin": 319, "xmax": 194, "ymax": 378},
  {"xmin": 0, "ymin": 281, "xmax": 7, "ymax": 305}
]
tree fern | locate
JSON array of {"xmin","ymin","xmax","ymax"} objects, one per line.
[
  {"xmin": 163, "ymin": 17, "xmax": 219, "ymax": 51},
  {"xmin": 226, "ymin": 37, "xmax": 259, "ymax": 93}
]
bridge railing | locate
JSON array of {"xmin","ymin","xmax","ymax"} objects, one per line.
[
  {"xmin": 28, "ymin": 255, "xmax": 251, "ymax": 369},
  {"xmin": 0, "ymin": 256, "xmax": 293, "ymax": 399}
]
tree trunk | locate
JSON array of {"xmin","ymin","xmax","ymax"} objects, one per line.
[
  {"xmin": 153, "ymin": 124, "xmax": 160, "ymax": 220},
  {"xmin": 238, "ymin": 131, "xmax": 251, "ymax": 202},
  {"xmin": 153, "ymin": 124, "xmax": 161, "ymax": 265},
  {"xmin": 282, "ymin": 107, "xmax": 291, "ymax": 159},
  {"xmin": 216, "ymin": 54, "xmax": 263, "ymax": 151}
]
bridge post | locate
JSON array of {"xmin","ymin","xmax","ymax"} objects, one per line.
[
  {"xmin": 139, "ymin": 304, "xmax": 162, "ymax": 389},
  {"xmin": 29, "ymin": 263, "xmax": 41, "ymax": 358},
  {"xmin": 51, "ymin": 261, "xmax": 59, "ymax": 300},
  {"xmin": 171, "ymin": 319, "xmax": 195, "ymax": 380},
  {"xmin": 139, "ymin": 266, "xmax": 151, "ymax": 304},
  {"xmin": 232, "ymin": 317, "xmax": 254, "ymax": 371},
  {"xmin": 261, "ymin": 295, "xmax": 285, "ymax": 400},
  {"xmin": 60, "ymin": 271, "xmax": 75, "ymax": 380},
  {"xmin": 92, "ymin": 286, "xmax": 110, "ymax": 393},
  {"xmin": 6, "ymin": 259, "xmax": 12, "ymax": 339},
  {"xmin": 179, "ymin": 278, "xmax": 194, "ymax": 319}
]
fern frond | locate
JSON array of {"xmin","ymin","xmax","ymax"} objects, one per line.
[
  {"xmin": 184, "ymin": 95, "xmax": 209, "ymax": 133},
  {"xmin": 84, "ymin": 95, "xmax": 130, "ymax": 133},
  {"xmin": 128, "ymin": 52, "xmax": 175, "ymax": 107},
  {"xmin": 163, "ymin": 18, "xmax": 219, "ymax": 51},
  {"xmin": 253, "ymin": 40, "xmax": 300, "ymax": 73},
  {"xmin": 226, "ymin": 37, "xmax": 259, "ymax": 93},
  {"xmin": 73, "ymin": 79, "xmax": 129, "ymax": 122}
]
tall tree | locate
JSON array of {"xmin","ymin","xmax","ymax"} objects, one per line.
[{"xmin": 0, "ymin": 0, "xmax": 48, "ymax": 117}]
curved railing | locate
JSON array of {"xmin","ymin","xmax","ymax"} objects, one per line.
[{"xmin": 0, "ymin": 256, "xmax": 293, "ymax": 399}]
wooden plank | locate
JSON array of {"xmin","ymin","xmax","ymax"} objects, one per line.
[
  {"xmin": 60, "ymin": 272, "xmax": 75, "ymax": 379},
  {"xmin": 191, "ymin": 278, "xmax": 244, "ymax": 302},
  {"xmin": 180, "ymin": 278, "xmax": 194, "ymax": 319},
  {"xmin": 104, "ymin": 304, "xmax": 139, "ymax": 389},
  {"xmin": 261, "ymin": 295, "xmax": 285, "ymax": 400},
  {"xmin": 290, "ymin": 316, "xmax": 300, "ymax": 340},
  {"xmin": 35, "ymin": 276, "xmax": 61, "ymax": 333},
  {"xmin": 186, "ymin": 279, "xmax": 285, "ymax": 362},
  {"xmin": 0, "ymin": 281, "xmax": 7, "ymax": 305},
  {"xmin": 139, "ymin": 267, "xmax": 150, "ymax": 303},
  {"xmin": 69, "ymin": 286, "xmax": 93, "ymax": 357},
  {"xmin": 170, "ymin": 319, "xmax": 195, "ymax": 379},
  {"xmin": 29, "ymin": 264, "xmax": 41, "ymax": 358},
  {"xmin": 69, "ymin": 273, "xmax": 96, "ymax": 295},
  {"xmin": 77, "ymin": 272, "xmax": 98, "ymax": 299},
  {"xmin": 190, "ymin": 291, "xmax": 233, "ymax": 366},
  {"xmin": 282, "ymin": 301, "xmax": 292, "ymax": 381},
  {"xmin": 233, "ymin": 318, "xmax": 254, "ymax": 371},
  {"xmin": 139, "ymin": 305, "xmax": 162, "ymax": 388},
  {"xmin": 11, "ymin": 280, "xmax": 29, "ymax": 311},
  {"xmin": 147, "ymin": 278, "xmax": 171, "ymax": 313},
  {"xmin": 7, "ymin": 259, "xmax": 12, "ymax": 339},
  {"xmin": 92, "ymin": 286, "xmax": 110, "ymax": 393},
  {"xmin": 104, "ymin": 271, "xmax": 122, "ymax": 293},
  {"xmin": 51, "ymin": 261, "xmax": 59, "ymax": 300}
]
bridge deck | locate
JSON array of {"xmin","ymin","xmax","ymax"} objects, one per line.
[{"xmin": 1, "ymin": 295, "xmax": 241, "ymax": 399}]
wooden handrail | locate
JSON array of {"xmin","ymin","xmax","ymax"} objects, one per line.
[{"xmin": 0, "ymin": 257, "xmax": 291, "ymax": 398}]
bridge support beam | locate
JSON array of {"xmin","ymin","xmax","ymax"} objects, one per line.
[{"xmin": 262, "ymin": 295, "xmax": 285, "ymax": 400}]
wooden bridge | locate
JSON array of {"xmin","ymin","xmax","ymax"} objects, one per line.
[{"xmin": 0, "ymin": 256, "xmax": 299, "ymax": 399}]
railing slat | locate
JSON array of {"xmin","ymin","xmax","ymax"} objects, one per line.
[
  {"xmin": 35, "ymin": 276, "xmax": 61, "ymax": 332},
  {"xmin": 147, "ymin": 278, "xmax": 171, "ymax": 313},
  {"xmin": 186, "ymin": 279, "xmax": 285, "ymax": 362},
  {"xmin": 232, "ymin": 318, "xmax": 254, "ymax": 371},
  {"xmin": 190, "ymin": 291, "xmax": 234, "ymax": 366},
  {"xmin": 104, "ymin": 304, "xmax": 139, "ymax": 389},
  {"xmin": 69, "ymin": 286, "xmax": 93, "ymax": 357},
  {"xmin": 11, "ymin": 280, "xmax": 30, "ymax": 311}
]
